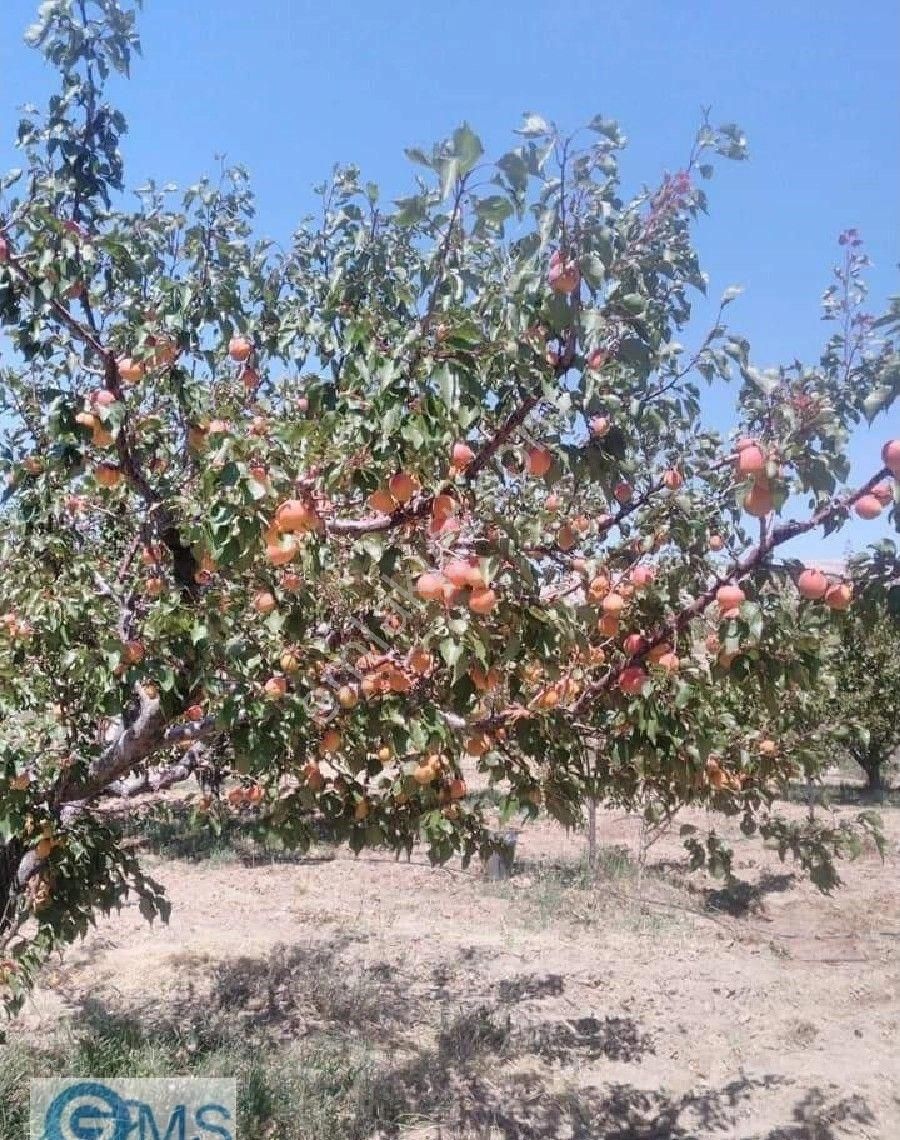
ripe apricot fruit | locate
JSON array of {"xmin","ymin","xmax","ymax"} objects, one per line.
[{"xmin": 797, "ymin": 568, "xmax": 828, "ymax": 600}]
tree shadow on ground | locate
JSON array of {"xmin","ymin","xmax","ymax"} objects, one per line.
[
  {"xmin": 57, "ymin": 942, "xmax": 878, "ymax": 1140},
  {"xmin": 207, "ymin": 940, "xmax": 409, "ymax": 1040},
  {"xmin": 75, "ymin": 931, "xmax": 415, "ymax": 1047},
  {"xmin": 704, "ymin": 872, "xmax": 796, "ymax": 918},
  {"xmin": 497, "ymin": 973, "xmax": 565, "ymax": 1004},
  {"xmin": 452, "ymin": 1075, "xmax": 785, "ymax": 1140},
  {"xmin": 110, "ymin": 801, "xmax": 337, "ymax": 866},
  {"xmin": 522, "ymin": 1015, "xmax": 655, "ymax": 1064},
  {"xmin": 511, "ymin": 848, "xmax": 636, "ymax": 888},
  {"xmin": 781, "ymin": 782, "xmax": 899, "ymax": 809},
  {"xmin": 763, "ymin": 1087, "xmax": 875, "ymax": 1139}
]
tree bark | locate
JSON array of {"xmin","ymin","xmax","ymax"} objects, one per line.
[
  {"xmin": 855, "ymin": 747, "xmax": 886, "ymax": 794},
  {"xmin": 0, "ymin": 839, "xmax": 24, "ymax": 937},
  {"xmin": 105, "ymin": 745, "xmax": 205, "ymax": 798},
  {"xmin": 587, "ymin": 798, "xmax": 598, "ymax": 871},
  {"xmin": 12, "ymin": 707, "xmax": 218, "ymax": 893}
]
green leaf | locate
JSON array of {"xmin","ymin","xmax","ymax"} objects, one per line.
[
  {"xmin": 809, "ymin": 861, "xmax": 838, "ymax": 893},
  {"xmin": 358, "ymin": 534, "xmax": 385, "ymax": 561},
  {"xmin": 739, "ymin": 601, "xmax": 764, "ymax": 642},
  {"xmin": 190, "ymin": 622, "xmax": 209, "ymax": 646},
  {"xmin": 620, "ymin": 294, "xmax": 646, "ymax": 316},
  {"xmin": 742, "ymin": 366, "xmax": 780, "ymax": 397},
  {"xmin": 452, "ymin": 124, "xmax": 484, "ymax": 175},
  {"xmin": 438, "ymin": 157, "xmax": 460, "ymax": 201},
  {"xmin": 517, "ymin": 113, "xmax": 551, "ymax": 138},
  {"xmin": 404, "ymin": 147, "xmax": 433, "ymax": 169},
  {"xmin": 138, "ymin": 895, "xmax": 158, "ymax": 923},
  {"xmin": 439, "ymin": 637, "xmax": 463, "ymax": 669},
  {"xmin": 863, "ymin": 385, "xmax": 892, "ymax": 422},
  {"xmin": 474, "ymin": 196, "xmax": 514, "ymax": 227},
  {"xmin": 394, "ymin": 195, "xmax": 427, "ymax": 227},
  {"xmin": 586, "ymin": 115, "xmax": 623, "ymax": 143},
  {"xmin": 265, "ymin": 611, "xmax": 285, "ymax": 634},
  {"xmin": 497, "ymin": 152, "xmax": 528, "ymax": 197},
  {"xmin": 674, "ymin": 681, "xmax": 693, "ymax": 709},
  {"xmin": 580, "ymin": 253, "xmax": 607, "ymax": 290}
]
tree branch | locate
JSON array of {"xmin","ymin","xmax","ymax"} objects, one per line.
[
  {"xmin": 4, "ymin": 241, "xmax": 201, "ymax": 599},
  {"xmin": 105, "ymin": 743, "xmax": 206, "ymax": 798},
  {"xmin": 567, "ymin": 466, "xmax": 890, "ymax": 715}
]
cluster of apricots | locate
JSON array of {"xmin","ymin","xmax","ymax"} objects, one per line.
[
  {"xmin": 228, "ymin": 334, "xmax": 262, "ymax": 391},
  {"xmin": 796, "ymin": 569, "xmax": 852, "ymax": 610},
  {"xmin": 734, "ymin": 436, "xmax": 777, "ymax": 518},
  {"xmin": 263, "ymin": 496, "xmax": 325, "ymax": 565},
  {"xmin": 367, "ymin": 471, "xmax": 421, "ymax": 515},
  {"xmin": 0, "ymin": 610, "xmax": 34, "ymax": 641},
  {"xmin": 292, "ymin": 745, "xmax": 467, "ymax": 827},
  {"xmin": 588, "ymin": 563, "xmax": 656, "ymax": 637},
  {"xmin": 74, "ymin": 387, "xmax": 118, "ymax": 449},
  {"xmin": 735, "ymin": 436, "xmax": 898, "ymax": 522},
  {"xmin": 226, "ymin": 782, "xmax": 265, "ymax": 808},
  {"xmin": 416, "ymin": 556, "xmax": 497, "ymax": 615},
  {"xmin": 852, "ymin": 440, "xmax": 899, "ymax": 520}
]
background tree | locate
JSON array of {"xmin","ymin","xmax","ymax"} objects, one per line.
[
  {"xmin": 822, "ymin": 541, "xmax": 900, "ymax": 792},
  {"xmin": 0, "ymin": 0, "xmax": 898, "ymax": 1010}
]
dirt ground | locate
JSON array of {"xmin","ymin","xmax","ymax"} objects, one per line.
[{"xmin": 10, "ymin": 796, "xmax": 900, "ymax": 1139}]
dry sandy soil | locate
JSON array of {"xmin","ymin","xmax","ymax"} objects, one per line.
[{"xmin": 10, "ymin": 796, "xmax": 900, "ymax": 1139}]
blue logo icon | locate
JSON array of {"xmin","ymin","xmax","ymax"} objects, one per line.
[
  {"xmin": 43, "ymin": 1082, "xmax": 131, "ymax": 1140},
  {"xmin": 32, "ymin": 1078, "xmax": 236, "ymax": 1140}
]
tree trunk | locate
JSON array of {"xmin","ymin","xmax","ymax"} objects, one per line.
[
  {"xmin": 0, "ymin": 838, "xmax": 23, "ymax": 938},
  {"xmin": 484, "ymin": 830, "xmax": 518, "ymax": 880},
  {"xmin": 586, "ymin": 798, "xmax": 598, "ymax": 871},
  {"xmin": 857, "ymin": 748, "xmax": 886, "ymax": 795}
]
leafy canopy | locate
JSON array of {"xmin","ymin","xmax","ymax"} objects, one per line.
[{"xmin": 0, "ymin": 0, "xmax": 897, "ymax": 1010}]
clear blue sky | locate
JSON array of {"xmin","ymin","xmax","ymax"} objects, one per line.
[{"xmin": 1, "ymin": 0, "xmax": 898, "ymax": 559}]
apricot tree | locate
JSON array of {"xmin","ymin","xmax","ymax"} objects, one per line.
[
  {"xmin": 1, "ymin": 0, "xmax": 898, "ymax": 1008},
  {"xmin": 815, "ymin": 541, "xmax": 900, "ymax": 792}
]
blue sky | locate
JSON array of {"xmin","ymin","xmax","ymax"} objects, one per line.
[{"xmin": 1, "ymin": 0, "xmax": 897, "ymax": 559}]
